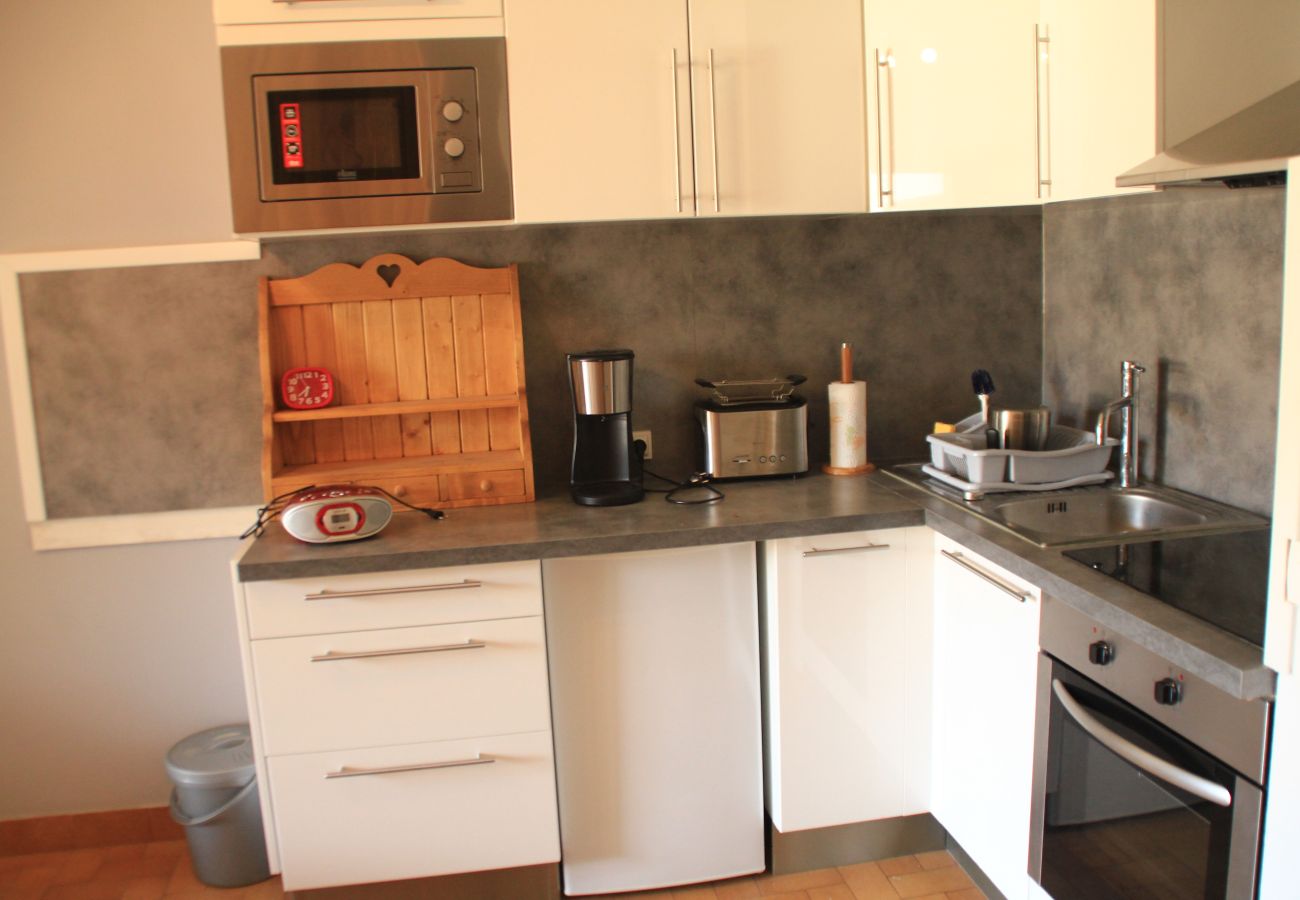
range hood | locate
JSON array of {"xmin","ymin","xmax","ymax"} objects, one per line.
[{"xmin": 1118, "ymin": 0, "xmax": 1300, "ymax": 188}]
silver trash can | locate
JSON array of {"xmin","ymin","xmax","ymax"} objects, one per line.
[{"xmin": 165, "ymin": 723, "xmax": 271, "ymax": 888}]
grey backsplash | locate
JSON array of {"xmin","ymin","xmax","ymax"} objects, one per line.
[
  {"xmin": 22, "ymin": 209, "xmax": 1043, "ymax": 517},
  {"xmin": 22, "ymin": 189, "xmax": 1286, "ymax": 521},
  {"xmin": 1042, "ymin": 187, "xmax": 1286, "ymax": 516}
]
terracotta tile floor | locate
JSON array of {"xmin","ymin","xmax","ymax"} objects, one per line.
[
  {"xmin": 592, "ymin": 850, "xmax": 987, "ymax": 900},
  {"xmin": 0, "ymin": 843, "xmax": 984, "ymax": 900}
]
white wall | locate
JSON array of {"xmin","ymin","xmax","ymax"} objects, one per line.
[{"xmin": 0, "ymin": 0, "xmax": 248, "ymax": 818}]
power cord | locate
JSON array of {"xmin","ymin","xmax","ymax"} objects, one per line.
[
  {"xmin": 240, "ymin": 484, "xmax": 444, "ymax": 539},
  {"xmin": 635, "ymin": 440, "xmax": 724, "ymax": 505}
]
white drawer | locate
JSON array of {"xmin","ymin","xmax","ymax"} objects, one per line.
[
  {"xmin": 243, "ymin": 559, "xmax": 542, "ymax": 639},
  {"xmin": 253, "ymin": 616, "xmax": 550, "ymax": 756},
  {"xmin": 268, "ymin": 730, "xmax": 560, "ymax": 892}
]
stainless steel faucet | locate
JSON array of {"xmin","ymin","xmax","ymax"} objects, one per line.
[{"xmin": 1094, "ymin": 360, "xmax": 1146, "ymax": 489}]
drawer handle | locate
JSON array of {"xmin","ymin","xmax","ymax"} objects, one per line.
[
  {"xmin": 310, "ymin": 639, "xmax": 486, "ymax": 663},
  {"xmin": 325, "ymin": 755, "xmax": 495, "ymax": 779},
  {"xmin": 940, "ymin": 549, "xmax": 1031, "ymax": 603},
  {"xmin": 304, "ymin": 579, "xmax": 482, "ymax": 601},
  {"xmin": 802, "ymin": 543, "xmax": 891, "ymax": 558}
]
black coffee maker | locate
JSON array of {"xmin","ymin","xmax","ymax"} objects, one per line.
[{"xmin": 567, "ymin": 349, "xmax": 645, "ymax": 506}]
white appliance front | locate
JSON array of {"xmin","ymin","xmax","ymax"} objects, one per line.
[{"xmin": 542, "ymin": 542, "xmax": 765, "ymax": 894}]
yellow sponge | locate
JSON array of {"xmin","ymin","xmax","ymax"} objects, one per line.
[{"xmin": 933, "ymin": 422, "xmax": 956, "ymax": 434}]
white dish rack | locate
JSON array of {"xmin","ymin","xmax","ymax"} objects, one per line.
[{"xmin": 926, "ymin": 415, "xmax": 1118, "ymax": 489}]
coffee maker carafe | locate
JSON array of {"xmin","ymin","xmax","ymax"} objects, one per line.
[{"xmin": 567, "ymin": 349, "xmax": 645, "ymax": 506}]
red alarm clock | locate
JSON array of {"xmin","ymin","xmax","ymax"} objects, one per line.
[{"xmin": 281, "ymin": 367, "xmax": 335, "ymax": 410}]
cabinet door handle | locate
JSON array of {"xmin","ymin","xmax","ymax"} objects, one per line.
[
  {"xmin": 303, "ymin": 579, "xmax": 482, "ymax": 601},
  {"xmin": 1052, "ymin": 679, "xmax": 1230, "ymax": 806},
  {"xmin": 708, "ymin": 48, "xmax": 720, "ymax": 213},
  {"xmin": 802, "ymin": 543, "xmax": 891, "ymax": 558},
  {"xmin": 873, "ymin": 49, "xmax": 894, "ymax": 208},
  {"xmin": 325, "ymin": 755, "xmax": 494, "ymax": 779},
  {"xmin": 310, "ymin": 639, "xmax": 486, "ymax": 663},
  {"xmin": 940, "ymin": 549, "xmax": 1031, "ymax": 603},
  {"xmin": 671, "ymin": 48, "xmax": 683, "ymax": 213},
  {"xmin": 1034, "ymin": 24, "xmax": 1052, "ymax": 198}
]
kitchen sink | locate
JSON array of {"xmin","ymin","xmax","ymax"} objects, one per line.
[
  {"xmin": 886, "ymin": 464, "xmax": 1268, "ymax": 548},
  {"xmin": 991, "ymin": 487, "xmax": 1223, "ymax": 545}
]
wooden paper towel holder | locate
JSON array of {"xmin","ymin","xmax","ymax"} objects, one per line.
[{"xmin": 823, "ymin": 342, "xmax": 875, "ymax": 476}]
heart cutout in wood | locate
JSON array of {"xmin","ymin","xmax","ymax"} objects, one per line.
[{"xmin": 376, "ymin": 263, "xmax": 401, "ymax": 287}]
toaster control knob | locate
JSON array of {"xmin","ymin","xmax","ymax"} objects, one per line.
[
  {"xmin": 1088, "ymin": 640, "xmax": 1114, "ymax": 666},
  {"xmin": 444, "ymin": 137, "xmax": 466, "ymax": 158},
  {"xmin": 442, "ymin": 100, "xmax": 465, "ymax": 122},
  {"xmin": 1154, "ymin": 677, "xmax": 1182, "ymax": 706}
]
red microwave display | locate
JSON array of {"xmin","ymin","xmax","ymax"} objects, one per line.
[{"xmin": 279, "ymin": 102, "xmax": 303, "ymax": 169}]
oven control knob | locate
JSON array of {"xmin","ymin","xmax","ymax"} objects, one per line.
[
  {"xmin": 442, "ymin": 100, "xmax": 465, "ymax": 122},
  {"xmin": 1088, "ymin": 640, "xmax": 1114, "ymax": 666},
  {"xmin": 1154, "ymin": 677, "xmax": 1183, "ymax": 706},
  {"xmin": 444, "ymin": 137, "xmax": 466, "ymax": 158}
]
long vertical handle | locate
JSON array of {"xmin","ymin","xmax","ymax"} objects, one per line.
[
  {"xmin": 671, "ymin": 48, "xmax": 683, "ymax": 213},
  {"xmin": 874, "ymin": 49, "xmax": 894, "ymax": 209},
  {"xmin": 1034, "ymin": 24, "xmax": 1052, "ymax": 199},
  {"xmin": 708, "ymin": 48, "xmax": 720, "ymax": 213}
]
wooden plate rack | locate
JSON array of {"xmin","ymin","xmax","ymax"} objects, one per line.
[{"xmin": 259, "ymin": 254, "xmax": 535, "ymax": 509}]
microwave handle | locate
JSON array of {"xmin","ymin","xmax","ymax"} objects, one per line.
[{"xmin": 1052, "ymin": 679, "xmax": 1232, "ymax": 807}]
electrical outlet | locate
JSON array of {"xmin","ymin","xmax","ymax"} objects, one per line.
[{"xmin": 633, "ymin": 429, "xmax": 653, "ymax": 460}]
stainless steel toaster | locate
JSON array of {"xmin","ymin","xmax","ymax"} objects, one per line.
[{"xmin": 694, "ymin": 377, "xmax": 809, "ymax": 479}]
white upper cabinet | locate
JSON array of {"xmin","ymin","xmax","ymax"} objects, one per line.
[
  {"xmin": 1036, "ymin": 0, "xmax": 1155, "ymax": 202},
  {"xmin": 214, "ymin": 0, "xmax": 502, "ymax": 26},
  {"xmin": 506, "ymin": 0, "xmax": 867, "ymax": 223},
  {"xmin": 686, "ymin": 0, "xmax": 867, "ymax": 218},
  {"xmin": 863, "ymin": 0, "xmax": 1040, "ymax": 212},
  {"xmin": 505, "ymin": 1, "xmax": 694, "ymax": 223}
]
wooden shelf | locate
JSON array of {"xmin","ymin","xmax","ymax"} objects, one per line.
[
  {"xmin": 259, "ymin": 255, "xmax": 536, "ymax": 510},
  {"xmin": 272, "ymin": 449, "xmax": 526, "ymax": 482},
  {"xmin": 272, "ymin": 395, "xmax": 521, "ymax": 424}
]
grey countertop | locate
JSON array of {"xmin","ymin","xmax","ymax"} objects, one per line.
[{"xmin": 236, "ymin": 470, "xmax": 1275, "ymax": 702}]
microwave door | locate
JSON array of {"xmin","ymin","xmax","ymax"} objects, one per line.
[{"xmin": 252, "ymin": 71, "xmax": 438, "ymax": 201}]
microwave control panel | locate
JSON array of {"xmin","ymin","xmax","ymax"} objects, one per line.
[{"xmin": 430, "ymin": 68, "xmax": 481, "ymax": 193}]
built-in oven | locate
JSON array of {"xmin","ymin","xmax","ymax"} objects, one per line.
[{"xmin": 1030, "ymin": 595, "xmax": 1270, "ymax": 899}]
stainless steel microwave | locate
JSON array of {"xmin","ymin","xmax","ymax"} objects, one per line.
[{"xmin": 220, "ymin": 38, "xmax": 513, "ymax": 233}]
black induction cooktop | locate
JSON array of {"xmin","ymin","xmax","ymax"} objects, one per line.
[{"xmin": 1063, "ymin": 528, "xmax": 1272, "ymax": 647}]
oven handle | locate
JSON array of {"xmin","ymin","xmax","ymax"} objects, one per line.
[{"xmin": 1052, "ymin": 679, "xmax": 1232, "ymax": 807}]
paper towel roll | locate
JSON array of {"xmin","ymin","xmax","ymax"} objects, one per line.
[{"xmin": 828, "ymin": 380, "xmax": 868, "ymax": 470}]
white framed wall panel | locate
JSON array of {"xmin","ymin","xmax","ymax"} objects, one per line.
[{"xmin": 0, "ymin": 241, "xmax": 262, "ymax": 550}]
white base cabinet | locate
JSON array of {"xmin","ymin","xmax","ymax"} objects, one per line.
[
  {"xmin": 931, "ymin": 533, "xmax": 1041, "ymax": 900},
  {"xmin": 232, "ymin": 559, "xmax": 559, "ymax": 892},
  {"xmin": 542, "ymin": 543, "xmax": 765, "ymax": 895},
  {"xmin": 761, "ymin": 527, "xmax": 933, "ymax": 832}
]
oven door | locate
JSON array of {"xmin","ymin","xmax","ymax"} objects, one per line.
[{"xmin": 1029, "ymin": 656, "xmax": 1263, "ymax": 900}]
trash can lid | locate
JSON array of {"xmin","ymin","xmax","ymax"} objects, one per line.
[{"xmin": 165, "ymin": 723, "xmax": 256, "ymax": 788}]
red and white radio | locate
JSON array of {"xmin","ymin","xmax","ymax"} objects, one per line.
[{"xmin": 280, "ymin": 485, "xmax": 393, "ymax": 543}]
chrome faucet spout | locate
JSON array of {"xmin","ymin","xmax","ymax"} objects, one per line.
[
  {"xmin": 1094, "ymin": 361, "xmax": 1146, "ymax": 489},
  {"xmin": 1094, "ymin": 397, "xmax": 1131, "ymax": 446}
]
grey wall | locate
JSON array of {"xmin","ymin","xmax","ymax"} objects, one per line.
[
  {"xmin": 22, "ymin": 209, "xmax": 1044, "ymax": 518},
  {"xmin": 1043, "ymin": 187, "xmax": 1287, "ymax": 515}
]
